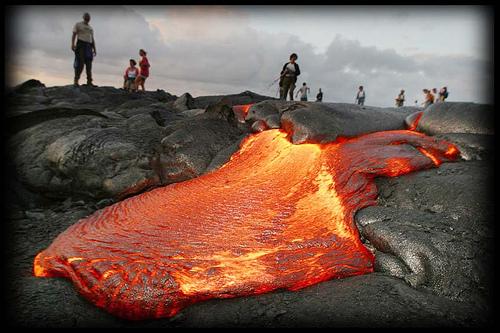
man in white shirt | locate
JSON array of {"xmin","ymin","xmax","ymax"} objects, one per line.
[
  {"xmin": 356, "ymin": 86, "xmax": 365, "ymax": 105},
  {"xmin": 296, "ymin": 82, "xmax": 311, "ymax": 101},
  {"xmin": 72, "ymin": 12, "xmax": 97, "ymax": 87}
]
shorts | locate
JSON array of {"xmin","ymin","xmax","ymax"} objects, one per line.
[{"xmin": 125, "ymin": 78, "xmax": 136, "ymax": 90}]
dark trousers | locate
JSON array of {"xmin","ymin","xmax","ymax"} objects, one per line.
[
  {"xmin": 74, "ymin": 40, "xmax": 93, "ymax": 83},
  {"xmin": 280, "ymin": 76, "xmax": 296, "ymax": 101}
]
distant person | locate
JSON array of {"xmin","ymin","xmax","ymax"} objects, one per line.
[
  {"xmin": 415, "ymin": 100, "xmax": 419, "ymax": 107},
  {"xmin": 279, "ymin": 53, "xmax": 301, "ymax": 101},
  {"xmin": 316, "ymin": 88, "xmax": 323, "ymax": 102},
  {"xmin": 432, "ymin": 88, "xmax": 440, "ymax": 103},
  {"xmin": 439, "ymin": 86, "xmax": 449, "ymax": 102},
  {"xmin": 395, "ymin": 89, "xmax": 405, "ymax": 107},
  {"xmin": 72, "ymin": 12, "xmax": 96, "ymax": 87},
  {"xmin": 355, "ymin": 86, "xmax": 365, "ymax": 105},
  {"xmin": 422, "ymin": 89, "xmax": 435, "ymax": 109},
  {"xmin": 123, "ymin": 59, "xmax": 139, "ymax": 92},
  {"xmin": 135, "ymin": 49, "xmax": 150, "ymax": 92},
  {"xmin": 296, "ymin": 82, "xmax": 310, "ymax": 101}
]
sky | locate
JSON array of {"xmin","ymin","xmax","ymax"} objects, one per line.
[{"xmin": 5, "ymin": 5, "xmax": 494, "ymax": 107}]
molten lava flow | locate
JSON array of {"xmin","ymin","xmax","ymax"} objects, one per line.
[
  {"xmin": 407, "ymin": 111, "xmax": 424, "ymax": 131},
  {"xmin": 34, "ymin": 129, "xmax": 459, "ymax": 320},
  {"xmin": 232, "ymin": 104, "xmax": 253, "ymax": 122}
]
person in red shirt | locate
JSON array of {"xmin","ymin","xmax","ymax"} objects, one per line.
[
  {"xmin": 135, "ymin": 49, "xmax": 150, "ymax": 92},
  {"xmin": 123, "ymin": 59, "xmax": 139, "ymax": 92}
]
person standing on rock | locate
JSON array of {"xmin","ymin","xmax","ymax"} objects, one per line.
[
  {"xmin": 279, "ymin": 53, "xmax": 300, "ymax": 101},
  {"xmin": 135, "ymin": 49, "xmax": 150, "ymax": 92},
  {"xmin": 432, "ymin": 88, "xmax": 440, "ymax": 103},
  {"xmin": 123, "ymin": 59, "xmax": 139, "ymax": 92},
  {"xmin": 72, "ymin": 12, "xmax": 97, "ymax": 87},
  {"xmin": 295, "ymin": 82, "xmax": 310, "ymax": 101},
  {"xmin": 355, "ymin": 86, "xmax": 365, "ymax": 105},
  {"xmin": 395, "ymin": 89, "xmax": 405, "ymax": 107},
  {"xmin": 316, "ymin": 88, "xmax": 323, "ymax": 102},
  {"xmin": 439, "ymin": 86, "xmax": 449, "ymax": 102},
  {"xmin": 422, "ymin": 89, "xmax": 435, "ymax": 109}
]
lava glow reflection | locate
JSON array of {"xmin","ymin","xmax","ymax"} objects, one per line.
[{"xmin": 33, "ymin": 129, "xmax": 459, "ymax": 320}]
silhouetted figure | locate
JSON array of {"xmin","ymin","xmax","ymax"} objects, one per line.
[
  {"xmin": 316, "ymin": 88, "xmax": 323, "ymax": 102},
  {"xmin": 279, "ymin": 53, "xmax": 301, "ymax": 101},
  {"xmin": 395, "ymin": 89, "xmax": 405, "ymax": 107},
  {"xmin": 439, "ymin": 86, "xmax": 449, "ymax": 102},
  {"xmin": 72, "ymin": 12, "xmax": 96, "ymax": 87},
  {"xmin": 356, "ymin": 86, "xmax": 365, "ymax": 105}
]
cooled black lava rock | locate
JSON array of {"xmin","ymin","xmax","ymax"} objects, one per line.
[
  {"xmin": 280, "ymin": 103, "xmax": 415, "ymax": 144},
  {"xmin": 416, "ymin": 102, "xmax": 494, "ymax": 135},
  {"xmin": 4, "ymin": 80, "xmax": 494, "ymax": 327},
  {"xmin": 5, "ymin": 81, "xmax": 260, "ymax": 203}
]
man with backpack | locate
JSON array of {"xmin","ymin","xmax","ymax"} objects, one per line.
[
  {"xmin": 439, "ymin": 87, "xmax": 449, "ymax": 102},
  {"xmin": 395, "ymin": 89, "xmax": 405, "ymax": 107}
]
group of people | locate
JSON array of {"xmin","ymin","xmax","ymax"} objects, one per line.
[
  {"xmin": 278, "ymin": 53, "xmax": 323, "ymax": 102},
  {"xmin": 72, "ymin": 12, "xmax": 150, "ymax": 92},
  {"xmin": 72, "ymin": 13, "xmax": 449, "ymax": 107},
  {"xmin": 395, "ymin": 87, "xmax": 448, "ymax": 108},
  {"xmin": 123, "ymin": 50, "xmax": 150, "ymax": 92},
  {"xmin": 421, "ymin": 87, "xmax": 449, "ymax": 108}
]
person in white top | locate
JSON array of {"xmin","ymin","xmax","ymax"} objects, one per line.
[
  {"xmin": 279, "ymin": 53, "xmax": 301, "ymax": 101},
  {"xmin": 296, "ymin": 82, "xmax": 311, "ymax": 101},
  {"xmin": 356, "ymin": 86, "xmax": 365, "ymax": 105},
  {"xmin": 432, "ymin": 88, "xmax": 440, "ymax": 103},
  {"xmin": 123, "ymin": 59, "xmax": 139, "ymax": 92},
  {"xmin": 71, "ymin": 13, "xmax": 97, "ymax": 87}
]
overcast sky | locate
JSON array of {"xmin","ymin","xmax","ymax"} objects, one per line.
[{"xmin": 6, "ymin": 5, "xmax": 493, "ymax": 107}]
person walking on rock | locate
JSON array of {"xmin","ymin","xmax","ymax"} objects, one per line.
[
  {"xmin": 395, "ymin": 89, "xmax": 405, "ymax": 107},
  {"xmin": 72, "ymin": 12, "xmax": 96, "ymax": 87},
  {"xmin": 316, "ymin": 88, "xmax": 323, "ymax": 102},
  {"xmin": 135, "ymin": 49, "xmax": 150, "ymax": 92},
  {"xmin": 355, "ymin": 86, "xmax": 365, "ymax": 105},
  {"xmin": 279, "ymin": 53, "xmax": 301, "ymax": 101},
  {"xmin": 296, "ymin": 82, "xmax": 310, "ymax": 101}
]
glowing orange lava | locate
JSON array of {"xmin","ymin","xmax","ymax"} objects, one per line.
[
  {"xmin": 407, "ymin": 111, "xmax": 424, "ymax": 131},
  {"xmin": 33, "ymin": 129, "xmax": 459, "ymax": 320},
  {"xmin": 232, "ymin": 104, "xmax": 253, "ymax": 122}
]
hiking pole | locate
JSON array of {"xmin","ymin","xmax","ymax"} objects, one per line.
[{"xmin": 267, "ymin": 77, "xmax": 280, "ymax": 90}]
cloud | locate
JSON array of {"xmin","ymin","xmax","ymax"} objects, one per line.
[{"xmin": 6, "ymin": 6, "xmax": 493, "ymax": 106}]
